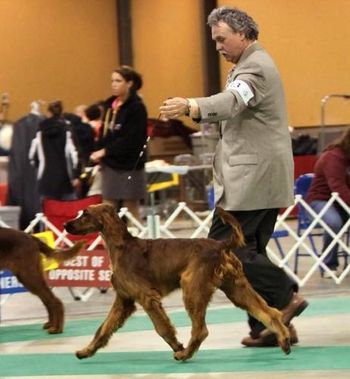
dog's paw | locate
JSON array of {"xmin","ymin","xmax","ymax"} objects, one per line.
[
  {"xmin": 173, "ymin": 350, "xmax": 185, "ymax": 361},
  {"xmin": 76, "ymin": 349, "xmax": 91, "ymax": 359},
  {"xmin": 43, "ymin": 321, "xmax": 51, "ymax": 330},
  {"xmin": 174, "ymin": 349, "xmax": 191, "ymax": 361},
  {"xmin": 47, "ymin": 327, "xmax": 63, "ymax": 334},
  {"xmin": 280, "ymin": 338, "xmax": 291, "ymax": 355}
]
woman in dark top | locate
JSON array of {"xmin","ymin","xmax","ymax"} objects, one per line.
[
  {"xmin": 306, "ymin": 128, "xmax": 350, "ymax": 276},
  {"xmin": 90, "ymin": 66, "xmax": 148, "ymax": 218}
]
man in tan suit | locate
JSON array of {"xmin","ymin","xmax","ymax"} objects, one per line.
[{"xmin": 160, "ymin": 6, "xmax": 308, "ymax": 347}]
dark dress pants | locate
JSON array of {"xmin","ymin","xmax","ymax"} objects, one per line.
[{"xmin": 208, "ymin": 208, "xmax": 297, "ymax": 337}]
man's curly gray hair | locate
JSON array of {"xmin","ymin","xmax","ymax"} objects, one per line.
[{"xmin": 208, "ymin": 6, "xmax": 259, "ymax": 40}]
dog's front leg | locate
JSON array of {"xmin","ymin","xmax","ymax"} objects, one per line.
[
  {"xmin": 140, "ymin": 291, "xmax": 184, "ymax": 354},
  {"xmin": 76, "ymin": 296, "xmax": 136, "ymax": 359}
]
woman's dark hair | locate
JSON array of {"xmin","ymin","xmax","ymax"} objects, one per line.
[
  {"xmin": 48, "ymin": 100, "xmax": 63, "ymax": 117},
  {"xmin": 113, "ymin": 65, "xmax": 143, "ymax": 92},
  {"xmin": 327, "ymin": 127, "xmax": 350, "ymax": 159}
]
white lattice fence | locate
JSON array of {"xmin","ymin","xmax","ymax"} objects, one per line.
[
  {"xmin": 266, "ymin": 192, "xmax": 350, "ymax": 286},
  {"xmin": 1, "ymin": 194, "xmax": 350, "ymax": 294},
  {"xmin": 130, "ymin": 197, "xmax": 350, "ymax": 287}
]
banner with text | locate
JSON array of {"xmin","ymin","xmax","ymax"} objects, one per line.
[
  {"xmin": 0, "ymin": 270, "xmax": 28, "ymax": 294},
  {"xmin": 47, "ymin": 248, "xmax": 111, "ymax": 287}
]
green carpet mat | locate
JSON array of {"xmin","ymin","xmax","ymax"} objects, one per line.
[
  {"xmin": 0, "ymin": 347, "xmax": 349, "ymax": 376},
  {"xmin": 1, "ymin": 296, "xmax": 350, "ymax": 344}
]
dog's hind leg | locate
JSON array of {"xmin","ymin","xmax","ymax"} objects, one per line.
[
  {"xmin": 76, "ymin": 295, "xmax": 136, "ymax": 359},
  {"xmin": 16, "ymin": 268, "xmax": 64, "ymax": 334},
  {"xmin": 219, "ymin": 254, "xmax": 291, "ymax": 354},
  {"xmin": 174, "ymin": 269, "xmax": 214, "ymax": 361},
  {"xmin": 139, "ymin": 289, "xmax": 184, "ymax": 354}
]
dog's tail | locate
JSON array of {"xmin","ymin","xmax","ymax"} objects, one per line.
[
  {"xmin": 32, "ymin": 237, "xmax": 86, "ymax": 263},
  {"xmin": 216, "ymin": 207, "xmax": 245, "ymax": 249}
]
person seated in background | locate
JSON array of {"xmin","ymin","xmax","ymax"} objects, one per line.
[
  {"xmin": 29, "ymin": 100, "xmax": 81, "ymax": 203},
  {"xmin": 306, "ymin": 127, "xmax": 350, "ymax": 277}
]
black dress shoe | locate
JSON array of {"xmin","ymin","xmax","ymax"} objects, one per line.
[
  {"xmin": 281, "ymin": 292, "xmax": 309, "ymax": 325},
  {"xmin": 242, "ymin": 293, "xmax": 308, "ymax": 348},
  {"xmin": 241, "ymin": 324, "xmax": 298, "ymax": 347}
]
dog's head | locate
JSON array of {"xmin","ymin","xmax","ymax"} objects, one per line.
[{"xmin": 64, "ymin": 203, "xmax": 122, "ymax": 235}]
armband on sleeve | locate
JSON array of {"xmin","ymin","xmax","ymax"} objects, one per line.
[{"xmin": 226, "ymin": 79, "xmax": 254, "ymax": 105}]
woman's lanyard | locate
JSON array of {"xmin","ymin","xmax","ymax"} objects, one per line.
[{"xmin": 103, "ymin": 98, "xmax": 122, "ymax": 136}]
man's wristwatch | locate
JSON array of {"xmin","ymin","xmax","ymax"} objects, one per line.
[{"xmin": 185, "ymin": 99, "xmax": 191, "ymax": 116}]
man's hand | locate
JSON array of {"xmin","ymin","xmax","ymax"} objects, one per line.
[{"xmin": 159, "ymin": 97, "xmax": 189, "ymax": 120}]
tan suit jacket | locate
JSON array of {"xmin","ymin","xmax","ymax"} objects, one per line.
[{"xmin": 195, "ymin": 42, "xmax": 294, "ymax": 210}]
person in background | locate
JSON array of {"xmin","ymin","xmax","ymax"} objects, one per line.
[
  {"xmin": 160, "ymin": 6, "xmax": 308, "ymax": 348},
  {"xmin": 29, "ymin": 100, "xmax": 80, "ymax": 202},
  {"xmin": 306, "ymin": 127, "xmax": 350, "ymax": 277},
  {"xmin": 8, "ymin": 100, "xmax": 44, "ymax": 229},
  {"xmin": 84, "ymin": 102, "xmax": 104, "ymax": 143},
  {"xmin": 82, "ymin": 103, "xmax": 104, "ymax": 196},
  {"xmin": 90, "ymin": 66, "xmax": 148, "ymax": 219},
  {"xmin": 64, "ymin": 107, "xmax": 95, "ymax": 169}
]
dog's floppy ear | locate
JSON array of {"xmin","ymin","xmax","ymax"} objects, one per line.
[
  {"xmin": 90, "ymin": 203, "xmax": 121, "ymax": 225},
  {"xmin": 89, "ymin": 203, "xmax": 113, "ymax": 219},
  {"xmin": 88, "ymin": 203, "xmax": 129, "ymax": 235}
]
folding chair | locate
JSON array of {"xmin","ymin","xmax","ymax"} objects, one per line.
[
  {"xmin": 294, "ymin": 173, "xmax": 348, "ymax": 275},
  {"xmin": 271, "ymin": 228, "xmax": 289, "ymax": 258},
  {"xmin": 43, "ymin": 195, "xmax": 102, "ymax": 243},
  {"xmin": 294, "ymin": 173, "xmax": 322, "ymax": 273}
]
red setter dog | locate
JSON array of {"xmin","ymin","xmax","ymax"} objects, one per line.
[
  {"xmin": 65, "ymin": 203, "xmax": 290, "ymax": 361},
  {"xmin": 0, "ymin": 228, "xmax": 84, "ymax": 333}
]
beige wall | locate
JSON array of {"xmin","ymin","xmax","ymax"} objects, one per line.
[
  {"xmin": 1, "ymin": 0, "xmax": 350, "ymax": 127},
  {"xmin": 0, "ymin": 0, "xmax": 118, "ymax": 120},
  {"xmin": 217, "ymin": 0, "xmax": 350, "ymax": 127},
  {"xmin": 133, "ymin": 0, "xmax": 350, "ymax": 126},
  {"xmin": 132, "ymin": 0, "xmax": 204, "ymax": 124}
]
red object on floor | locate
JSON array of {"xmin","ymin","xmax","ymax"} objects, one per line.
[
  {"xmin": 286, "ymin": 155, "xmax": 318, "ymax": 217},
  {"xmin": 294, "ymin": 155, "xmax": 318, "ymax": 179},
  {"xmin": 0, "ymin": 183, "xmax": 8, "ymax": 205}
]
